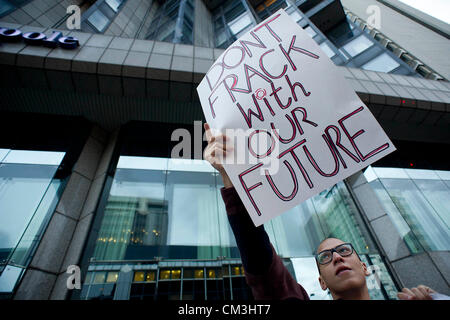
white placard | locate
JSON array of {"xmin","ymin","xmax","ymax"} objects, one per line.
[{"xmin": 197, "ymin": 9, "xmax": 396, "ymax": 227}]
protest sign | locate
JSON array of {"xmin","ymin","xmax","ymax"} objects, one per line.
[{"xmin": 197, "ymin": 9, "xmax": 396, "ymax": 227}]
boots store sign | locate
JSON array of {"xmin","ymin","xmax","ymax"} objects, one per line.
[{"xmin": 0, "ymin": 26, "xmax": 79, "ymax": 49}]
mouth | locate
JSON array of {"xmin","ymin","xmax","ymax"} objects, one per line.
[{"xmin": 335, "ymin": 266, "xmax": 352, "ymax": 276}]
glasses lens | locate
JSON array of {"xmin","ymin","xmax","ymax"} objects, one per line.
[
  {"xmin": 337, "ymin": 244, "xmax": 353, "ymax": 256},
  {"xmin": 317, "ymin": 251, "xmax": 332, "ymax": 265}
]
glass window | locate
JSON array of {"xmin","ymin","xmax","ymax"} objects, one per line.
[
  {"xmin": 362, "ymin": 53, "xmax": 400, "ymax": 73},
  {"xmin": 183, "ymin": 268, "xmax": 194, "ymax": 279},
  {"xmin": 231, "ymin": 266, "xmax": 241, "ymax": 276},
  {"xmin": 207, "ymin": 269, "xmax": 216, "ymax": 279},
  {"xmin": 264, "ymin": 181, "xmax": 372, "ymax": 258},
  {"xmin": 0, "ymin": 265, "xmax": 24, "ymax": 293},
  {"xmin": 365, "ymin": 167, "xmax": 450, "ymax": 252},
  {"xmin": 105, "ymin": 0, "xmax": 122, "ymax": 12},
  {"xmin": 146, "ymin": 271, "xmax": 156, "ymax": 282},
  {"xmin": 146, "ymin": 0, "xmax": 194, "ymax": 44},
  {"xmin": 93, "ymin": 272, "xmax": 106, "ymax": 284},
  {"xmin": 159, "ymin": 269, "xmax": 171, "ymax": 280},
  {"xmin": 0, "ymin": 0, "xmax": 15, "ymax": 17},
  {"xmin": 194, "ymin": 269, "xmax": 204, "ymax": 278},
  {"xmin": 228, "ymin": 13, "xmax": 252, "ymax": 35},
  {"xmin": 214, "ymin": 0, "xmax": 255, "ymax": 48},
  {"xmin": 171, "ymin": 269, "xmax": 181, "ymax": 279},
  {"xmin": 90, "ymin": 154, "xmax": 239, "ymax": 262},
  {"xmin": 292, "ymin": 257, "xmax": 331, "ymax": 300},
  {"xmin": 134, "ymin": 271, "xmax": 145, "ymax": 282},
  {"xmin": 341, "ymin": 34, "xmax": 374, "ymax": 57},
  {"xmin": 304, "ymin": 26, "xmax": 316, "ymax": 38},
  {"xmin": 289, "ymin": 10, "xmax": 302, "ymax": 23},
  {"xmin": 106, "ymin": 271, "xmax": 119, "ymax": 283},
  {"xmin": 88, "ymin": 10, "xmax": 110, "ymax": 32},
  {"xmin": 84, "ymin": 272, "xmax": 93, "ymax": 284},
  {"xmin": 0, "ymin": 150, "xmax": 65, "ymax": 267},
  {"xmin": 367, "ymin": 179, "xmax": 423, "ymax": 254},
  {"xmin": 320, "ymin": 42, "xmax": 336, "ymax": 58}
]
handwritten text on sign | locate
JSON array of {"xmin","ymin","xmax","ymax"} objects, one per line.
[{"xmin": 197, "ymin": 9, "xmax": 396, "ymax": 227}]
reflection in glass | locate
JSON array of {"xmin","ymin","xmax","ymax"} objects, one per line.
[
  {"xmin": 256, "ymin": 0, "xmax": 290, "ymax": 20},
  {"xmin": 289, "ymin": 10, "xmax": 302, "ymax": 23},
  {"xmin": 265, "ymin": 181, "xmax": 371, "ymax": 258},
  {"xmin": 134, "ymin": 271, "xmax": 145, "ymax": 282},
  {"xmin": 228, "ymin": 13, "xmax": 252, "ymax": 35},
  {"xmin": 0, "ymin": 0, "xmax": 15, "ymax": 16},
  {"xmin": 341, "ymin": 34, "xmax": 374, "ymax": 57},
  {"xmin": 105, "ymin": 0, "xmax": 123, "ymax": 12},
  {"xmin": 362, "ymin": 53, "xmax": 400, "ymax": 73},
  {"xmin": 304, "ymin": 26, "xmax": 316, "ymax": 38},
  {"xmin": 320, "ymin": 42, "xmax": 335, "ymax": 58},
  {"xmin": 0, "ymin": 265, "xmax": 24, "ymax": 293},
  {"xmin": 93, "ymin": 272, "xmax": 106, "ymax": 284},
  {"xmin": 146, "ymin": 0, "xmax": 194, "ymax": 44},
  {"xmin": 106, "ymin": 271, "xmax": 119, "ymax": 283},
  {"xmin": 292, "ymin": 257, "xmax": 331, "ymax": 300},
  {"xmin": 91, "ymin": 157, "xmax": 378, "ymax": 264},
  {"xmin": 80, "ymin": 156, "xmax": 403, "ymax": 299},
  {"xmin": 87, "ymin": 10, "xmax": 109, "ymax": 32},
  {"xmin": 92, "ymin": 157, "xmax": 237, "ymax": 261},
  {"xmin": 365, "ymin": 167, "xmax": 450, "ymax": 252},
  {"xmin": 0, "ymin": 150, "xmax": 64, "ymax": 269},
  {"xmin": 213, "ymin": 0, "xmax": 255, "ymax": 48}
]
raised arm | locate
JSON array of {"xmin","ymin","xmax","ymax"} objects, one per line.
[{"xmin": 203, "ymin": 123, "xmax": 309, "ymax": 300}]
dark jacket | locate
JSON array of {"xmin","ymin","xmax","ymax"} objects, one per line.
[{"xmin": 221, "ymin": 186, "xmax": 310, "ymax": 300}]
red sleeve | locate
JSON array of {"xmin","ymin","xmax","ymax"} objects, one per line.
[
  {"xmin": 221, "ymin": 186, "xmax": 310, "ymax": 300},
  {"xmin": 244, "ymin": 244, "xmax": 310, "ymax": 300}
]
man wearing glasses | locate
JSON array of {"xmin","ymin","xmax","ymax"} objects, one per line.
[{"xmin": 204, "ymin": 123, "xmax": 446, "ymax": 300}]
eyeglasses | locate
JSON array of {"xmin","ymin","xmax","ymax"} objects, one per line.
[{"xmin": 315, "ymin": 243, "xmax": 354, "ymax": 265}]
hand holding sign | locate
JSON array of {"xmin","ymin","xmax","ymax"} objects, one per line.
[
  {"xmin": 203, "ymin": 123, "xmax": 234, "ymax": 189},
  {"xmin": 198, "ymin": 9, "xmax": 395, "ymax": 226}
]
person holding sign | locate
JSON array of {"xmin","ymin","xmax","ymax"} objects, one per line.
[{"xmin": 204, "ymin": 123, "xmax": 447, "ymax": 301}]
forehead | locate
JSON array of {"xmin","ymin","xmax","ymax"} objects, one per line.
[{"xmin": 317, "ymin": 238, "xmax": 346, "ymax": 252}]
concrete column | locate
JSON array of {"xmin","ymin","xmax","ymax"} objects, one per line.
[
  {"xmin": 194, "ymin": 0, "xmax": 214, "ymax": 48},
  {"xmin": 13, "ymin": 125, "xmax": 118, "ymax": 300}
]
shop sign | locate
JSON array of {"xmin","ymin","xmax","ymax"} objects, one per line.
[{"xmin": 0, "ymin": 26, "xmax": 79, "ymax": 49}]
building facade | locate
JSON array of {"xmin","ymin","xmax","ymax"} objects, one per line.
[{"xmin": 0, "ymin": 0, "xmax": 449, "ymax": 300}]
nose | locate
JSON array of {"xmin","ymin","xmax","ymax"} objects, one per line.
[{"xmin": 331, "ymin": 251, "xmax": 344, "ymax": 264}]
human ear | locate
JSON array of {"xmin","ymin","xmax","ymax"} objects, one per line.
[
  {"xmin": 318, "ymin": 276, "xmax": 328, "ymax": 291},
  {"xmin": 361, "ymin": 262, "xmax": 370, "ymax": 276}
]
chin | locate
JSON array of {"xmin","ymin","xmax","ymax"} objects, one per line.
[{"xmin": 333, "ymin": 277, "xmax": 365, "ymax": 292}]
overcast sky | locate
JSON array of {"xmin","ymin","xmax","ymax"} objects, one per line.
[{"xmin": 398, "ymin": 0, "xmax": 450, "ymax": 24}]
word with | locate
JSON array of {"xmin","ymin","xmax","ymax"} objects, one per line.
[{"xmin": 0, "ymin": 27, "xmax": 79, "ymax": 49}]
